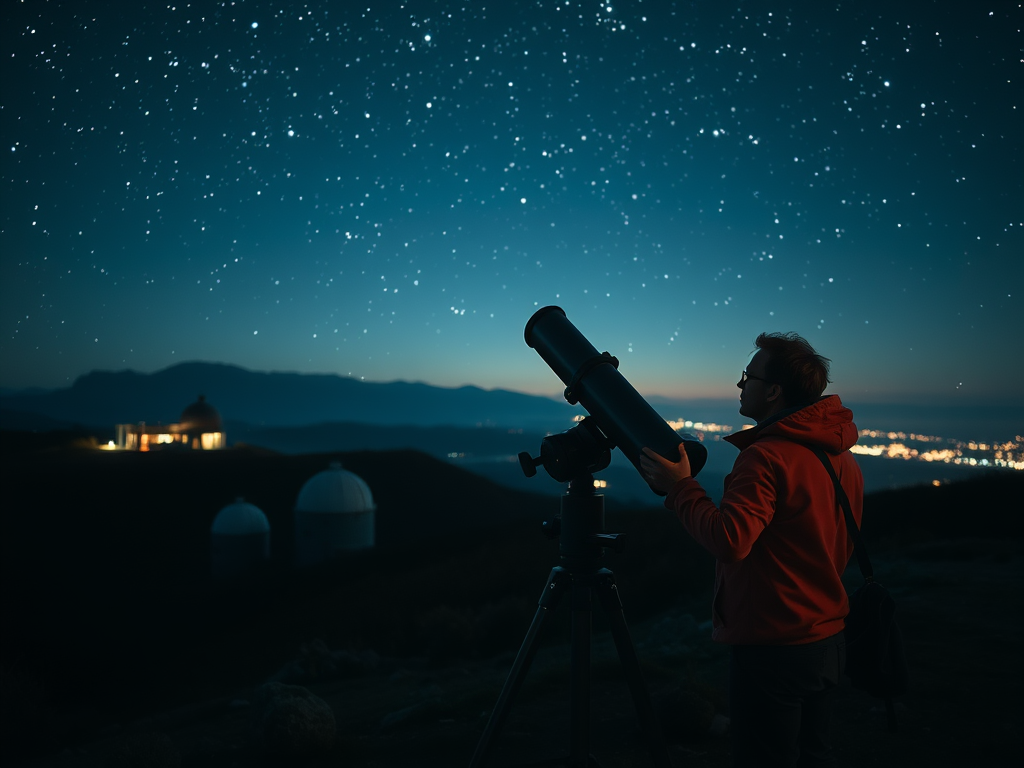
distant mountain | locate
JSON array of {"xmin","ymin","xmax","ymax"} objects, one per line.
[
  {"xmin": 0, "ymin": 361, "xmax": 582, "ymax": 431},
  {"xmin": 0, "ymin": 386, "xmax": 52, "ymax": 398},
  {"xmin": 0, "ymin": 408, "xmax": 84, "ymax": 433}
]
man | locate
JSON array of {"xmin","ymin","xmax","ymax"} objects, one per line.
[{"xmin": 640, "ymin": 332, "xmax": 863, "ymax": 768}]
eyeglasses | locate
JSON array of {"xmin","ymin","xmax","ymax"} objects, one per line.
[{"xmin": 740, "ymin": 370, "xmax": 771, "ymax": 387}]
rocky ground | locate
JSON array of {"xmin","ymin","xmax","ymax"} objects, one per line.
[{"xmin": 13, "ymin": 537, "xmax": 1023, "ymax": 768}]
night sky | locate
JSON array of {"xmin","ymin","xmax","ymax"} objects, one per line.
[{"xmin": 2, "ymin": 1, "xmax": 1021, "ymax": 410}]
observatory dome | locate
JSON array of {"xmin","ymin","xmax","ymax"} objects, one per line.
[
  {"xmin": 295, "ymin": 461, "xmax": 376, "ymax": 514},
  {"xmin": 211, "ymin": 497, "xmax": 270, "ymax": 581},
  {"xmin": 294, "ymin": 462, "xmax": 375, "ymax": 567},
  {"xmin": 180, "ymin": 394, "xmax": 223, "ymax": 432},
  {"xmin": 211, "ymin": 498, "xmax": 270, "ymax": 536}
]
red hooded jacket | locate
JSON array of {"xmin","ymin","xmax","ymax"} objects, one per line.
[{"xmin": 665, "ymin": 395, "xmax": 863, "ymax": 645}]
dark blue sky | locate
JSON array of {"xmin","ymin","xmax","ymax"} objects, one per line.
[{"xmin": 2, "ymin": 1, "xmax": 1021, "ymax": 407}]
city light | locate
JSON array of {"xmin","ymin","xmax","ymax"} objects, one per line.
[
  {"xmin": 851, "ymin": 430, "xmax": 1022, "ymax": 471},
  {"xmin": 665, "ymin": 419, "xmax": 733, "ymax": 434}
]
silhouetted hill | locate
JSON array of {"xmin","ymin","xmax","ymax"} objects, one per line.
[
  {"xmin": 228, "ymin": 419, "xmax": 546, "ymax": 457},
  {"xmin": 0, "ymin": 441, "xmax": 566, "ymax": 714},
  {"xmin": 0, "ymin": 408, "xmax": 98, "ymax": 433},
  {"xmin": 226, "ymin": 420, "xmax": 710, "ymax": 508},
  {"xmin": 0, "ymin": 440, "xmax": 559, "ymax": 570},
  {"xmin": 858, "ymin": 471, "xmax": 1024, "ymax": 549},
  {"xmin": 0, "ymin": 440, "xmax": 1021, "ymax": 764},
  {"xmin": 0, "ymin": 361, "xmax": 581, "ymax": 430}
]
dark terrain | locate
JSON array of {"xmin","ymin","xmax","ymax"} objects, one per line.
[{"xmin": 1, "ymin": 431, "xmax": 1021, "ymax": 767}]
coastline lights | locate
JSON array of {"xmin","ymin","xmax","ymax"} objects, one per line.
[{"xmin": 851, "ymin": 430, "xmax": 1022, "ymax": 471}]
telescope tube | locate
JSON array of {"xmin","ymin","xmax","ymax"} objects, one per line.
[{"xmin": 525, "ymin": 306, "xmax": 707, "ymax": 492}]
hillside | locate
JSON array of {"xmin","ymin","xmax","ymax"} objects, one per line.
[{"xmin": 1, "ymin": 439, "xmax": 1021, "ymax": 766}]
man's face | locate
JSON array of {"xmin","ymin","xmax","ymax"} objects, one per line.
[{"xmin": 737, "ymin": 349, "xmax": 776, "ymax": 422}]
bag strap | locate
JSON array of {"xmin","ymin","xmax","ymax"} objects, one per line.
[
  {"xmin": 806, "ymin": 445, "xmax": 901, "ymax": 732},
  {"xmin": 804, "ymin": 445, "xmax": 874, "ymax": 581}
]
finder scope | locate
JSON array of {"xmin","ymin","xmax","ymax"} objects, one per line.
[{"xmin": 522, "ymin": 306, "xmax": 707, "ymax": 494}]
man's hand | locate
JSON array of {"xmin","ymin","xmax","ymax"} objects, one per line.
[{"xmin": 640, "ymin": 445, "xmax": 692, "ymax": 494}]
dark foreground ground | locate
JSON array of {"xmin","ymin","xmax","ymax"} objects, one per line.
[
  {"xmin": 11, "ymin": 537, "xmax": 1023, "ymax": 768},
  {"xmin": 2, "ymin": 442, "xmax": 1021, "ymax": 768}
]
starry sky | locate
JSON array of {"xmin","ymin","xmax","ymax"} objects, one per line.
[{"xmin": 2, "ymin": 1, "xmax": 1021, "ymax": 409}]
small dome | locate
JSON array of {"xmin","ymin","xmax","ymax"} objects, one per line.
[
  {"xmin": 212, "ymin": 498, "xmax": 270, "ymax": 536},
  {"xmin": 181, "ymin": 394, "xmax": 223, "ymax": 432},
  {"xmin": 295, "ymin": 462, "xmax": 375, "ymax": 514}
]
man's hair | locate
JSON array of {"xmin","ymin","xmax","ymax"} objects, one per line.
[{"xmin": 755, "ymin": 332, "xmax": 832, "ymax": 407}]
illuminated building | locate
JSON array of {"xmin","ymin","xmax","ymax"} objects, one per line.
[{"xmin": 114, "ymin": 395, "xmax": 226, "ymax": 451}]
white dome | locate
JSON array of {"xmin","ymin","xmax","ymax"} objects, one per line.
[
  {"xmin": 212, "ymin": 498, "xmax": 270, "ymax": 536},
  {"xmin": 295, "ymin": 462, "xmax": 376, "ymax": 514},
  {"xmin": 294, "ymin": 463, "xmax": 375, "ymax": 566}
]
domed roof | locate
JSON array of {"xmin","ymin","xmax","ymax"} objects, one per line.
[
  {"xmin": 181, "ymin": 394, "xmax": 223, "ymax": 432},
  {"xmin": 211, "ymin": 498, "xmax": 270, "ymax": 536},
  {"xmin": 295, "ymin": 462, "xmax": 376, "ymax": 514}
]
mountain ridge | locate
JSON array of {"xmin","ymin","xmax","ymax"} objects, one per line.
[{"xmin": 0, "ymin": 361, "xmax": 581, "ymax": 431}]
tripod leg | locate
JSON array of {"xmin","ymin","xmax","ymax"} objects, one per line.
[
  {"xmin": 470, "ymin": 567, "xmax": 571, "ymax": 768},
  {"xmin": 595, "ymin": 569, "xmax": 674, "ymax": 768},
  {"xmin": 569, "ymin": 576, "xmax": 593, "ymax": 768}
]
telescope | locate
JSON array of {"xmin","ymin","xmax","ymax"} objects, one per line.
[
  {"xmin": 519, "ymin": 306, "xmax": 707, "ymax": 493},
  {"xmin": 471, "ymin": 307, "xmax": 702, "ymax": 768}
]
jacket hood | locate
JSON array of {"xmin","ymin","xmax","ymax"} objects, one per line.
[{"xmin": 724, "ymin": 394, "xmax": 859, "ymax": 455}]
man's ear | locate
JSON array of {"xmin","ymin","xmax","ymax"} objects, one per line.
[{"xmin": 766, "ymin": 383, "xmax": 783, "ymax": 404}]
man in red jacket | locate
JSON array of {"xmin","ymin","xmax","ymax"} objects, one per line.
[{"xmin": 641, "ymin": 332, "xmax": 862, "ymax": 768}]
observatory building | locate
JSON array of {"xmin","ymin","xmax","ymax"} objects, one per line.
[
  {"xmin": 294, "ymin": 462, "xmax": 376, "ymax": 568},
  {"xmin": 115, "ymin": 395, "xmax": 226, "ymax": 451},
  {"xmin": 210, "ymin": 497, "xmax": 270, "ymax": 581}
]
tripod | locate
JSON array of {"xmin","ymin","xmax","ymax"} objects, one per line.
[{"xmin": 470, "ymin": 475, "xmax": 673, "ymax": 768}]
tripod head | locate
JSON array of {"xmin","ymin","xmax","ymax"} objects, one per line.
[{"xmin": 518, "ymin": 416, "xmax": 612, "ymax": 483}]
